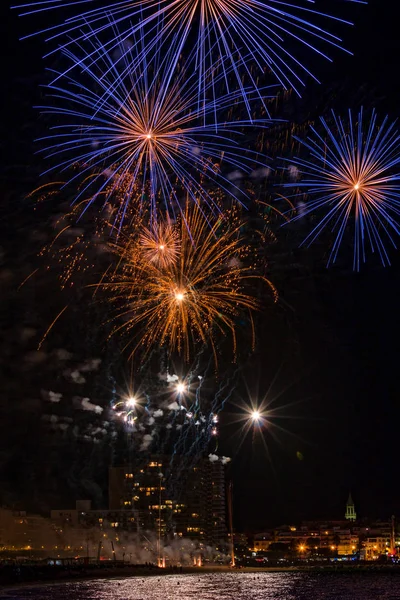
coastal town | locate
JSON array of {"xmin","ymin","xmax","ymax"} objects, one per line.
[{"xmin": 1, "ymin": 460, "xmax": 399, "ymax": 566}]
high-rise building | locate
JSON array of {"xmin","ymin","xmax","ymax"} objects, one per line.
[
  {"xmin": 205, "ymin": 460, "xmax": 227, "ymax": 545},
  {"xmin": 108, "ymin": 456, "xmax": 227, "ymax": 545}
]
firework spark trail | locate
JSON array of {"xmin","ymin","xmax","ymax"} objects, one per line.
[
  {"xmin": 37, "ymin": 305, "xmax": 69, "ymax": 350},
  {"xmin": 14, "ymin": 0, "xmax": 365, "ymax": 103},
  {"xmin": 210, "ymin": 365, "xmax": 241, "ymax": 416},
  {"xmin": 170, "ymin": 353, "xmax": 213, "ymax": 461},
  {"xmin": 99, "ymin": 203, "xmax": 276, "ymax": 364},
  {"xmin": 281, "ymin": 108, "xmax": 400, "ymax": 270},
  {"xmin": 18, "ymin": 268, "xmax": 40, "ymax": 290}
]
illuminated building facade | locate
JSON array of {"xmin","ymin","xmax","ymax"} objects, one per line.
[
  {"xmin": 253, "ymin": 533, "xmax": 273, "ymax": 552},
  {"xmin": 0, "ymin": 508, "xmax": 62, "ymax": 554}
]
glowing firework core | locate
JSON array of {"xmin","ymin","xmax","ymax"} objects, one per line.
[
  {"xmin": 126, "ymin": 397, "xmax": 137, "ymax": 408},
  {"xmin": 176, "ymin": 382, "xmax": 186, "ymax": 394},
  {"xmin": 175, "ymin": 291, "xmax": 185, "ymax": 302},
  {"xmin": 353, "ymin": 182, "xmax": 361, "ymax": 191},
  {"xmin": 251, "ymin": 410, "xmax": 261, "ymax": 422}
]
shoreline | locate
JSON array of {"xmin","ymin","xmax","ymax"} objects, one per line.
[{"xmin": 2, "ymin": 563, "xmax": 400, "ymax": 592}]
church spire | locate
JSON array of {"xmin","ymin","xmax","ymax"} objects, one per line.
[{"xmin": 345, "ymin": 492, "xmax": 357, "ymax": 521}]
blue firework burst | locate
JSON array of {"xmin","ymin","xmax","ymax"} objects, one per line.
[
  {"xmin": 14, "ymin": 0, "xmax": 365, "ymax": 106},
  {"xmin": 36, "ymin": 33, "xmax": 276, "ymax": 228},
  {"xmin": 282, "ymin": 108, "xmax": 400, "ymax": 270}
]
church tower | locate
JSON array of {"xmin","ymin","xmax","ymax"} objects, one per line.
[{"xmin": 345, "ymin": 492, "xmax": 357, "ymax": 521}]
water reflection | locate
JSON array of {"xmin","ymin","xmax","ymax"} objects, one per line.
[{"xmin": 2, "ymin": 572, "xmax": 400, "ymax": 600}]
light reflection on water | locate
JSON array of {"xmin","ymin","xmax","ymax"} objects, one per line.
[{"xmin": 2, "ymin": 572, "xmax": 400, "ymax": 600}]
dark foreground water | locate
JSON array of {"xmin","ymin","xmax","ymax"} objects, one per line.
[{"xmin": 1, "ymin": 572, "xmax": 400, "ymax": 600}]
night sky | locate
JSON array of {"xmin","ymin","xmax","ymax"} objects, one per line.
[{"xmin": 2, "ymin": 0, "xmax": 400, "ymax": 533}]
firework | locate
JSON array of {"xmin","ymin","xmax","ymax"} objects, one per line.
[
  {"xmin": 282, "ymin": 108, "xmax": 400, "ymax": 269},
  {"xmin": 14, "ymin": 0, "xmax": 364, "ymax": 101},
  {"xmin": 140, "ymin": 218, "xmax": 180, "ymax": 268},
  {"xmin": 100, "ymin": 204, "xmax": 276, "ymax": 363},
  {"xmin": 37, "ymin": 33, "xmax": 274, "ymax": 226}
]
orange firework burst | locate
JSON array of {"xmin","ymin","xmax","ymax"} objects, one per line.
[
  {"xmin": 139, "ymin": 218, "xmax": 180, "ymax": 268},
  {"xmin": 101, "ymin": 205, "xmax": 277, "ymax": 363}
]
